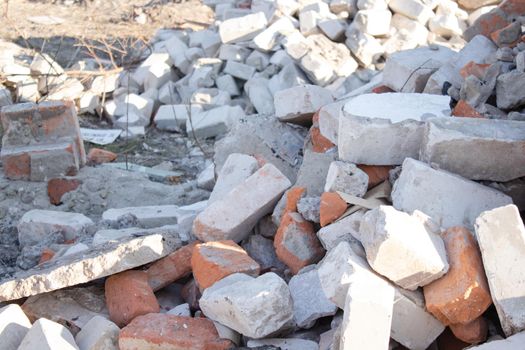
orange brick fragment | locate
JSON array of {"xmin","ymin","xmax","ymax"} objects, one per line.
[
  {"xmin": 452, "ymin": 100, "xmax": 484, "ymax": 118},
  {"xmin": 284, "ymin": 187, "xmax": 306, "ymax": 217},
  {"xmin": 423, "ymin": 227, "xmax": 492, "ymax": 325},
  {"xmin": 38, "ymin": 248, "xmax": 55, "ymax": 265},
  {"xmin": 460, "ymin": 61, "xmax": 491, "ymax": 80},
  {"xmin": 310, "ymin": 126, "xmax": 335, "ymax": 153},
  {"xmin": 450, "ymin": 317, "xmax": 488, "ymax": 345},
  {"xmin": 357, "ymin": 164, "xmax": 392, "ymax": 189},
  {"xmin": 191, "ymin": 240, "xmax": 260, "ymax": 290},
  {"xmin": 274, "ymin": 212, "xmax": 325, "ymax": 274},
  {"xmin": 47, "ymin": 178, "xmax": 81, "ymax": 205},
  {"xmin": 147, "ymin": 242, "xmax": 198, "ymax": 291},
  {"xmin": 372, "ymin": 85, "xmax": 395, "ymax": 94},
  {"xmin": 119, "ymin": 314, "xmax": 232, "ymax": 350},
  {"xmin": 500, "ymin": 0, "xmax": 525, "ymax": 17},
  {"xmin": 105, "ymin": 270, "xmax": 160, "ymax": 327},
  {"xmin": 320, "ymin": 192, "xmax": 348, "ymax": 227},
  {"xmin": 87, "ymin": 148, "xmax": 117, "ymax": 165}
]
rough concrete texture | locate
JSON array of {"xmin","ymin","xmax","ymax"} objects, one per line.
[
  {"xmin": 193, "ymin": 163, "xmax": 291, "ymax": 242},
  {"xmin": 338, "ymin": 93, "xmax": 451, "ymax": 165},
  {"xmin": 75, "ymin": 316, "xmax": 119, "ymax": 350},
  {"xmin": 0, "ymin": 233, "xmax": 181, "ymax": 301},
  {"xmin": 392, "ymin": 158, "xmax": 513, "ymax": 228},
  {"xmin": 0, "ymin": 304, "xmax": 32, "ymax": 350},
  {"xmin": 199, "ymin": 273, "xmax": 294, "ymax": 339},
  {"xmin": 324, "ymin": 161, "xmax": 369, "ymax": 197},
  {"xmin": 420, "ymin": 117, "xmax": 525, "ymax": 182},
  {"xmin": 475, "ymin": 205, "xmax": 525, "ymax": 337},
  {"xmin": 18, "ymin": 318, "xmax": 79, "ymax": 350},
  {"xmin": 359, "ymin": 206, "xmax": 449, "ymax": 290},
  {"xmin": 274, "ymin": 84, "xmax": 334, "ymax": 125}
]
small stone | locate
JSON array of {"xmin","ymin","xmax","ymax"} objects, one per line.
[
  {"xmin": 191, "ymin": 240, "xmax": 260, "ymax": 290},
  {"xmin": 75, "ymin": 316, "xmax": 120, "ymax": 350}
]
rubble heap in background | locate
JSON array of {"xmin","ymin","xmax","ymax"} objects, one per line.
[{"xmin": 0, "ymin": 0, "xmax": 525, "ymax": 349}]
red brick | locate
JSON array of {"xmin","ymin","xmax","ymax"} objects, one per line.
[
  {"xmin": 191, "ymin": 240, "xmax": 260, "ymax": 290},
  {"xmin": 459, "ymin": 61, "xmax": 491, "ymax": 80},
  {"xmin": 468, "ymin": 9, "xmax": 511, "ymax": 40},
  {"xmin": 452, "ymin": 100, "xmax": 484, "ymax": 119},
  {"xmin": 320, "ymin": 192, "xmax": 348, "ymax": 227},
  {"xmin": 284, "ymin": 187, "xmax": 306, "ymax": 217},
  {"xmin": 87, "ymin": 148, "xmax": 117, "ymax": 165},
  {"xmin": 1, "ymin": 153, "xmax": 30, "ymax": 180},
  {"xmin": 500, "ymin": 0, "xmax": 525, "ymax": 17},
  {"xmin": 47, "ymin": 178, "xmax": 81, "ymax": 205},
  {"xmin": 372, "ymin": 85, "xmax": 395, "ymax": 94},
  {"xmin": 490, "ymin": 21, "xmax": 522, "ymax": 47},
  {"xmin": 423, "ymin": 227, "xmax": 492, "ymax": 325},
  {"xmin": 450, "ymin": 317, "xmax": 488, "ymax": 344},
  {"xmin": 357, "ymin": 164, "xmax": 392, "ymax": 189},
  {"xmin": 274, "ymin": 212, "xmax": 325, "ymax": 274},
  {"xmin": 310, "ymin": 126, "xmax": 336, "ymax": 153},
  {"xmin": 105, "ymin": 270, "xmax": 160, "ymax": 327},
  {"xmin": 146, "ymin": 242, "xmax": 198, "ymax": 292},
  {"xmin": 119, "ymin": 314, "xmax": 232, "ymax": 350}
]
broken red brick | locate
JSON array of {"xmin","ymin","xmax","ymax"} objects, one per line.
[
  {"xmin": 310, "ymin": 126, "xmax": 336, "ymax": 153},
  {"xmin": 47, "ymin": 178, "xmax": 81, "ymax": 205},
  {"xmin": 459, "ymin": 61, "xmax": 491, "ymax": 80},
  {"xmin": 87, "ymin": 148, "xmax": 117, "ymax": 165},
  {"xmin": 490, "ymin": 21, "xmax": 522, "ymax": 47},
  {"xmin": 499, "ymin": 0, "xmax": 525, "ymax": 17},
  {"xmin": 357, "ymin": 164, "xmax": 392, "ymax": 189},
  {"xmin": 284, "ymin": 187, "xmax": 306, "ymax": 217},
  {"xmin": 452, "ymin": 100, "xmax": 484, "ymax": 119},
  {"xmin": 1, "ymin": 153, "xmax": 30, "ymax": 180},
  {"xmin": 320, "ymin": 192, "xmax": 348, "ymax": 227},
  {"xmin": 274, "ymin": 211, "xmax": 325, "ymax": 274},
  {"xmin": 38, "ymin": 248, "xmax": 55, "ymax": 265},
  {"xmin": 450, "ymin": 317, "xmax": 488, "ymax": 345},
  {"xmin": 469, "ymin": 9, "xmax": 510, "ymax": 40},
  {"xmin": 372, "ymin": 85, "xmax": 395, "ymax": 94},
  {"xmin": 119, "ymin": 314, "xmax": 232, "ymax": 350},
  {"xmin": 423, "ymin": 227, "xmax": 492, "ymax": 326},
  {"xmin": 147, "ymin": 242, "xmax": 198, "ymax": 292},
  {"xmin": 191, "ymin": 240, "xmax": 260, "ymax": 290},
  {"xmin": 105, "ymin": 270, "xmax": 160, "ymax": 327}
]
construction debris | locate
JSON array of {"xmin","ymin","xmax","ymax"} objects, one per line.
[{"xmin": 0, "ymin": 0, "xmax": 525, "ymax": 348}]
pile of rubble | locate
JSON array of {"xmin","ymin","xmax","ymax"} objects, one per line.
[{"xmin": 1, "ymin": 0, "xmax": 525, "ymax": 349}]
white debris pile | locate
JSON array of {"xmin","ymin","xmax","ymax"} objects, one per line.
[{"xmin": 1, "ymin": 0, "xmax": 525, "ymax": 349}]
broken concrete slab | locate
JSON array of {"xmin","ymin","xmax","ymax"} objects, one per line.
[
  {"xmin": 274, "ymin": 84, "xmax": 334, "ymax": 125},
  {"xmin": 392, "ymin": 158, "xmax": 513, "ymax": 228},
  {"xmin": 199, "ymin": 272, "xmax": 294, "ymax": 338},
  {"xmin": 0, "ymin": 233, "xmax": 181, "ymax": 302},
  {"xmin": 17, "ymin": 210, "xmax": 94, "ymax": 247},
  {"xmin": 317, "ymin": 210, "xmax": 366, "ymax": 256},
  {"xmin": 474, "ymin": 205, "xmax": 525, "ymax": 337},
  {"xmin": 359, "ymin": 205, "xmax": 449, "ymax": 290},
  {"xmin": 75, "ymin": 315, "xmax": 119, "ymax": 350},
  {"xmin": 338, "ymin": 93, "xmax": 451, "ymax": 165},
  {"xmin": 324, "ymin": 161, "xmax": 369, "ymax": 197},
  {"xmin": 193, "ymin": 163, "xmax": 291, "ymax": 242},
  {"xmin": 420, "ymin": 117, "xmax": 525, "ymax": 182},
  {"xmin": 102, "ymin": 205, "xmax": 181, "ymax": 228},
  {"xmin": 186, "ymin": 105, "xmax": 244, "ymax": 139},
  {"xmin": 219, "ymin": 12, "xmax": 268, "ymax": 43},
  {"xmin": 295, "ymin": 149, "xmax": 338, "ymax": 197}
]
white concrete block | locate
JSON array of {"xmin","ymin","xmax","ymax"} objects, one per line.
[
  {"xmin": 282, "ymin": 30, "xmax": 311, "ymax": 60},
  {"xmin": 186, "ymin": 105, "xmax": 244, "ymax": 139},
  {"xmin": 289, "ymin": 269, "xmax": 338, "ymax": 328},
  {"xmin": 475, "ymin": 205, "xmax": 525, "ymax": 336},
  {"xmin": 75, "ymin": 315, "xmax": 119, "ymax": 350},
  {"xmin": 164, "ymin": 36, "xmax": 191, "ymax": 74},
  {"xmin": 245, "ymin": 77, "xmax": 275, "ymax": 115},
  {"xmin": 353, "ymin": 9, "xmax": 392, "ymax": 36},
  {"xmin": 420, "ymin": 117, "xmax": 525, "ymax": 182},
  {"xmin": 216, "ymin": 75, "xmax": 240, "ymax": 97},
  {"xmin": 318, "ymin": 100, "xmax": 345, "ymax": 144},
  {"xmin": 200, "ymin": 273, "xmax": 294, "ymax": 338},
  {"xmin": 102, "ymin": 205, "xmax": 180, "ymax": 228},
  {"xmin": 245, "ymin": 50, "xmax": 270, "ymax": 71},
  {"xmin": 155, "ymin": 104, "xmax": 202, "ymax": 132},
  {"xmin": 392, "ymin": 158, "xmax": 513, "ymax": 228},
  {"xmin": 218, "ymin": 44, "xmax": 251, "ymax": 62},
  {"xmin": 299, "ymin": 51, "xmax": 335, "ymax": 87},
  {"xmin": 209, "ymin": 153, "xmax": 259, "ymax": 204},
  {"xmin": 190, "ymin": 88, "xmax": 231, "ymax": 110},
  {"xmin": 197, "ymin": 162, "xmax": 216, "ymax": 191},
  {"xmin": 0, "ymin": 304, "xmax": 32, "ymax": 350},
  {"xmin": 318, "ymin": 19, "xmax": 346, "ymax": 41},
  {"xmin": 193, "ymin": 164, "xmax": 291, "ymax": 242},
  {"xmin": 219, "ymin": 12, "xmax": 268, "ymax": 44},
  {"xmin": 274, "ymin": 84, "xmax": 334, "ymax": 125},
  {"xmin": 269, "ymin": 50, "xmax": 294, "ymax": 67},
  {"xmin": 18, "ymin": 318, "xmax": 78, "ymax": 350},
  {"xmin": 223, "ymin": 60, "xmax": 256, "ymax": 80},
  {"xmin": 338, "ymin": 93, "xmax": 451, "ymax": 165},
  {"xmin": 344, "ymin": 26, "xmax": 384, "ymax": 66},
  {"xmin": 18, "ymin": 210, "xmax": 94, "ymax": 247},
  {"xmin": 132, "ymin": 53, "xmax": 171, "ymax": 86},
  {"xmin": 144, "ymin": 61, "xmax": 173, "ymax": 91},
  {"xmin": 388, "ymin": 0, "xmax": 433, "ymax": 24},
  {"xmin": 324, "ymin": 161, "xmax": 368, "ymax": 197},
  {"xmin": 339, "ymin": 273, "xmax": 394, "ymax": 350},
  {"xmin": 317, "ymin": 210, "xmax": 366, "ymax": 256},
  {"xmin": 357, "ymin": 0, "xmax": 387, "ymax": 10},
  {"xmin": 467, "ymin": 332, "xmax": 525, "ymax": 349},
  {"xmin": 268, "ymin": 63, "xmax": 308, "ymax": 94},
  {"xmin": 383, "ymin": 46, "xmax": 456, "ymax": 93},
  {"xmin": 359, "ymin": 206, "xmax": 449, "ymax": 290},
  {"xmin": 247, "ymin": 338, "xmax": 318, "ymax": 349}
]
